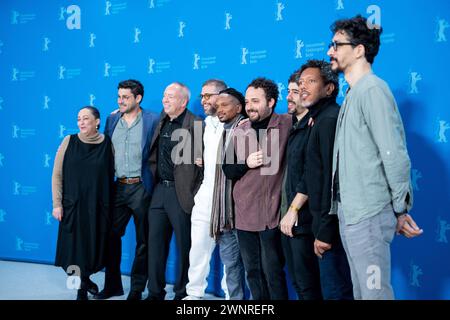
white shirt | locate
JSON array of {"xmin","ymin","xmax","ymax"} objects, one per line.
[{"xmin": 193, "ymin": 115, "xmax": 224, "ymax": 215}]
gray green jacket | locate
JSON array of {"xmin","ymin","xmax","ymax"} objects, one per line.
[{"xmin": 330, "ymin": 72, "xmax": 413, "ymax": 224}]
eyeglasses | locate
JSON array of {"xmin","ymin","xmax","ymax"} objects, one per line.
[
  {"xmin": 199, "ymin": 93, "xmax": 219, "ymax": 101},
  {"xmin": 328, "ymin": 41, "xmax": 356, "ymax": 51}
]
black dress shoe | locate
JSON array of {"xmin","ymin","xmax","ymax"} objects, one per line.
[
  {"xmin": 144, "ymin": 295, "xmax": 164, "ymax": 301},
  {"xmin": 127, "ymin": 291, "xmax": 142, "ymax": 300},
  {"xmin": 93, "ymin": 288, "xmax": 124, "ymax": 300},
  {"xmin": 81, "ymin": 279, "xmax": 99, "ymax": 295},
  {"xmin": 77, "ymin": 289, "xmax": 88, "ymax": 300}
]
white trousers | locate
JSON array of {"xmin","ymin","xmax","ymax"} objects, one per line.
[{"xmin": 186, "ymin": 201, "xmax": 228, "ymax": 298}]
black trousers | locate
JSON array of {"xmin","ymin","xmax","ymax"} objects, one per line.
[
  {"xmin": 147, "ymin": 183, "xmax": 191, "ymax": 300},
  {"xmin": 281, "ymin": 232, "xmax": 323, "ymax": 300},
  {"xmin": 104, "ymin": 182, "xmax": 151, "ymax": 293},
  {"xmin": 237, "ymin": 227, "xmax": 288, "ymax": 300}
]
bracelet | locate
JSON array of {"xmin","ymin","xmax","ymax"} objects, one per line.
[
  {"xmin": 289, "ymin": 205, "xmax": 300, "ymax": 212},
  {"xmin": 394, "ymin": 210, "xmax": 408, "ymax": 218}
]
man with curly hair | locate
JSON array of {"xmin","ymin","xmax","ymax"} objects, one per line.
[
  {"xmin": 327, "ymin": 15, "xmax": 423, "ymax": 300},
  {"xmin": 223, "ymin": 77, "xmax": 291, "ymax": 300}
]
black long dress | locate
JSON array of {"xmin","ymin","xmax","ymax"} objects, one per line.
[{"xmin": 55, "ymin": 134, "xmax": 114, "ymax": 277}]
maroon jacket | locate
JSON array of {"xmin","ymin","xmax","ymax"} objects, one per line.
[{"xmin": 232, "ymin": 113, "xmax": 291, "ymax": 232}]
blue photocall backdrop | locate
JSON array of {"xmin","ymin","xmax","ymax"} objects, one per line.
[{"xmin": 1, "ymin": 0, "xmax": 449, "ymax": 299}]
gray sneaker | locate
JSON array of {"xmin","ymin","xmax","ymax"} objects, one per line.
[{"xmin": 182, "ymin": 295, "xmax": 202, "ymax": 300}]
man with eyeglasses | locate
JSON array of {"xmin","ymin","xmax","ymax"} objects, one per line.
[
  {"xmin": 96, "ymin": 79, "xmax": 159, "ymax": 300},
  {"xmin": 327, "ymin": 15, "xmax": 423, "ymax": 300},
  {"xmin": 146, "ymin": 82, "xmax": 204, "ymax": 300},
  {"xmin": 184, "ymin": 80, "xmax": 246, "ymax": 300}
]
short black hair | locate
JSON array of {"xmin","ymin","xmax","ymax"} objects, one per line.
[
  {"xmin": 288, "ymin": 70, "xmax": 300, "ymax": 84},
  {"xmin": 118, "ymin": 79, "xmax": 144, "ymax": 101},
  {"xmin": 298, "ymin": 60, "xmax": 339, "ymax": 99},
  {"xmin": 246, "ymin": 77, "xmax": 279, "ymax": 108},
  {"xmin": 331, "ymin": 14, "xmax": 382, "ymax": 64}
]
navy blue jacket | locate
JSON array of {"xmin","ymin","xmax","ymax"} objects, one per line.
[{"xmin": 104, "ymin": 109, "xmax": 159, "ymax": 194}]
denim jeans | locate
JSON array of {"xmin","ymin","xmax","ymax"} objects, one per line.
[
  {"xmin": 219, "ymin": 229, "xmax": 246, "ymax": 300},
  {"xmin": 317, "ymin": 237, "xmax": 353, "ymax": 300},
  {"xmin": 337, "ymin": 203, "xmax": 397, "ymax": 300}
]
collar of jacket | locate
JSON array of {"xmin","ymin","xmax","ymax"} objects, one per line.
[
  {"xmin": 308, "ymin": 96, "xmax": 337, "ymax": 119},
  {"xmin": 162, "ymin": 108, "xmax": 187, "ymax": 125},
  {"xmin": 265, "ymin": 112, "xmax": 281, "ymax": 130},
  {"xmin": 291, "ymin": 112, "xmax": 310, "ymax": 131}
]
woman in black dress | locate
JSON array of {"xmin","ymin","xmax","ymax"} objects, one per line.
[{"xmin": 52, "ymin": 106, "xmax": 114, "ymax": 300}]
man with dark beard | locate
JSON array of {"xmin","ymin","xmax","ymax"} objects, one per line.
[
  {"xmin": 184, "ymin": 79, "xmax": 227, "ymax": 300},
  {"xmin": 279, "ymin": 70, "xmax": 322, "ymax": 300},
  {"xmin": 223, "ymin": 78, "xmax": 290, "ymax": 300}
]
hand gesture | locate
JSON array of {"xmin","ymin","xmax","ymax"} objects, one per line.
[
  {"xmin": 246, "ymin": 150, "xmax": 263, "ymax": 169},
  {"xmin": 314, "ymin": 239, "xmax": 332, "ymax": 258},
  {"xmin": 195, "ymin": 158, "xmax": 203, "ymax": 167},
  {"xmin": 280, "ymin": 209, "xmax": 298, "ymax": 237},
  {"xmin": 396, "ymin": 214, "xmax": 423, "ymax": 238},
  {"xmin": 52, "ymin": 207, "xmax": 63, "ymax": 222}
]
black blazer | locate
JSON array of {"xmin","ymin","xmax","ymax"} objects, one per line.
[
  {"xmin": 148, "ymin": 109, "xmax": 204, "ymax": 213},
  {"xmin": 304, "ymin": 97, "xmax": 340, "ymax": 244}
]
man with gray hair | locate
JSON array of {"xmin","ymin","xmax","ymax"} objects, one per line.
[
  {"xmin": 146, "ymin": 82, "xmax": 204, "ymax": 300},
  {"xmin": 184, "ymin": 79, "xmax": 227, "ymax": 300}
]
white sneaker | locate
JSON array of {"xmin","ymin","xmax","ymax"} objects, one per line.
[{"xmin": 182, "ymin": 295, "xmax": 202, "ymax": 300}]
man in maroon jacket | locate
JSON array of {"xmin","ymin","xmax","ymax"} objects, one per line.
[{"xmin": 223, "ymin": 77, "xmax": 291, "ymax": 300}]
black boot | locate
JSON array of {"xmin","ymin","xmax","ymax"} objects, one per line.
[
  {"xmin": 81, "ymin": 275, "xmax": 99, "ymax": 296},
  {"xmin": 77, "ymin": 289, "xmax": 88, "ymax": 300},
  {"xmin": 84, "ymin": 278, "xmax": 99, "ymax": 295}
]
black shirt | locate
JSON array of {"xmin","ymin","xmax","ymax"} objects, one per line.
[
  {"xmin": 302, "ymin": 97, "xmax": 340, "ymax": 244},
  {"xmin": 157, "ymin": 109, "xmax": 187, "ymax": 181},
  {"xmin": 284, "ymin": 112, "xmax": 313, "ymax": 229}
]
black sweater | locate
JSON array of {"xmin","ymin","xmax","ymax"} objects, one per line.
[
  {"xmin": 284, "ymin": 112, "xmax": 313, "ymax": 230},
  {"xmin": 300, "ymin": 97, "xmax": 340, "ymax": 244}
]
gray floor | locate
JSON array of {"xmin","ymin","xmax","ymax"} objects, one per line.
[{"xmin": 0, "ymin": 260, "xmax": 222, "ymax": 300}]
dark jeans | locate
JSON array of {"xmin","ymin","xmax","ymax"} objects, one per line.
[
  {"xmin": 147, "ymin": 183, "xmax": 191, "ymax": 300},
  {"xmin": 218, "ymin": 229, "xmax": 246, "ymax": 300},
  {"xmin": 281, "ymin": 232, "xmax": 322, "ymax": 300},
  {"xmin": 317, "ymin": 237, "xmax": 353, "ymax": 300},
  {"xmin": 103, "ymin": 182, "xmax": 151, "ymax": 293},
  {"xmin": 237, "ymin": 228, "xmax": 288, "ymax": 300}
]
